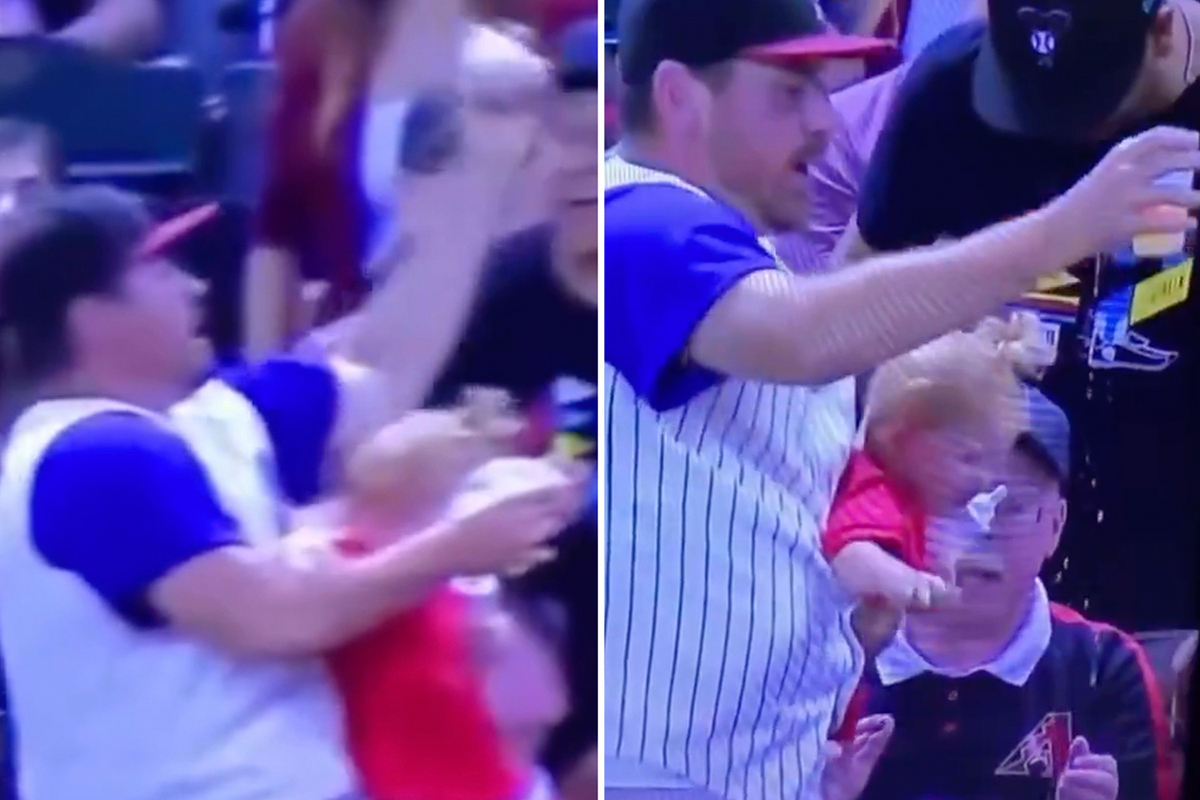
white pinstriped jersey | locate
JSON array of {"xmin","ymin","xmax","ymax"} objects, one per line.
[{"xmin": 604, "ymin": 154, "xmax": 863, "ymax": 800}]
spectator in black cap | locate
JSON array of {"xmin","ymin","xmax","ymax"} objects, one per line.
[
  {"xmin": 841, "ymin": 0, "xmax": 1200, "ymax": 636},
  {"xmin": 847, "ymin": 386, "xmax": 1172, "ymax": 800}
]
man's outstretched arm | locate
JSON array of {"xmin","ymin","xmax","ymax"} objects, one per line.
[{"xmin": 689, "ymin": 127, "xmax": 1200, "ymax": 386}]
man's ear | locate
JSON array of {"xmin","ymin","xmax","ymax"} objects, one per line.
[{"xmin": 1046, "ymin": 495, "xmax": 1067, "ymax": 558}]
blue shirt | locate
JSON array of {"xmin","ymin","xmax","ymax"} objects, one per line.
[
  {"xmin": 604, "ymin": 179, "xmax": 774, "ymax": 411},
  {"xmin": 29, "ymin": 357, "xmax": 338, "ymax": 628}
]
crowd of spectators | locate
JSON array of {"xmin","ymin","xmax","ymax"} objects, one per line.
[
  {"xmin": 0, "ymin": 1, "xmax": 599, "ymax": 800},
  {"xmin": 604, "ymin": 0, "xmax": 1200, "ymax": 798}
]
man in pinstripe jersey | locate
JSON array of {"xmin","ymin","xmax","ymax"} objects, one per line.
[{"xmin": 603, "ymin": 1, "xmax": 1200, "ymax": 799}]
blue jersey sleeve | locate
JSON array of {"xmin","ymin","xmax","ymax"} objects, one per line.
[
  {"xmin": 221, "ymin": 357, "xmax": 339, "ymax": 505},
  {"xmin": 31, "ymin": 412, "xmax": 239, "ymax": 627},
  {"xmin": 604, "ymin": 182, "xmax": 775, "ymax": 411}
]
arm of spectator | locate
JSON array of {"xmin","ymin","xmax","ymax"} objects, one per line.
[
  {"xmin": 687, "ymin": 126, "xmax": 1200, "ymax": 387},
  {"xmin": 55, "ymin": 0, "xmax": 163, "ymax": 59},
  {"xmin": 242, "ymin": 246, "xmax": 303, "ymax": 363},
  {"xmin": 29, "ymin": 413, "xmax": 450, "ymax": 656},
  {"xmin": 33, "ymin": 412, "xmax": 569, "ymax": 657},
  {"xmin": 244, "ymin": 12, "xmax": 328, "ymax": 361},
  {"xmin": 336, "ymin": 76, "xmax": 543, "ymax": 450},
  {"xmin": 1089, "ymin": 629, "xmax": 1174, "ymax": 800}
]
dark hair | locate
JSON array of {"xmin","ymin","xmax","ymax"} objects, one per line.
[
  {"xmin": 0, "ymin": 118, "xmax": 63, "ymax": 183},
  {"xmin": 619, "ymin": 61, "xmax": 733, "ymax": 134},
  {"xmin": 0, "ymin": 188, "xmax": 144, "ymax": 380}
]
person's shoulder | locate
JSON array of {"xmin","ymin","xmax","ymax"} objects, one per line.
[
  {"xmin": 903, "ymin": 20, "xmax": 985, "ymax": 95},
  {"xmin": 884, "ymin": 20, "xmax": 983, "ymax": 128},
  {"xmin": 1048, "ymin": 604, "xmax": 1153, "ymax": 681},
  {"xmin": 32, "ymin": 410, "xmax": 195, "ymax": 495},
  {"xmin": 605, "ymin": 179, "xmax": 762, "ymax": 260},
  {"xmin": 42, "ymin": 411, "xmax": 183, "ymax": 465}
]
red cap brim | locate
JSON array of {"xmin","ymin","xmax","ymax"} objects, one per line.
[
  {"xmin": 744, "ymin": 33, "xmax": 895, "ymax": 63},
  {"xmin": 137, "ymin": 202, "xmax": 220, "ymax": 259}
]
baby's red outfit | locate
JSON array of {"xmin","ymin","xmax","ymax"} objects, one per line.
[
  {"xmin": 328, "ymin": 535, "xmax": 528, "ymax": 800},
  {"xmin": 822, "ymin": 450, "xmax": 927, "ymax": 570}
]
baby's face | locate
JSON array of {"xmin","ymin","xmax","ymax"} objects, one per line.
[{"xmin": 895, "ymin": 420, "xmax": 1009, "ymax": 514}]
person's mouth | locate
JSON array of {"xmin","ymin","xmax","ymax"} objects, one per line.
[{"xmin": 955, "ymin": 555, "xmax": 1005, "ymax": 585}]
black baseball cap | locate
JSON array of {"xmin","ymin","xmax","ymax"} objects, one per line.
[
  {"xmin": 1015, "ymin": 383, "xmax": 1071, "ymax": 491},
  {"xmin": 0, "ymin": 185, "xmax": 216, "ymax": 369},
  {"xmin": 617, "ymin": 0, "xmax": 892, "ymax": 85},
  {"xmin": 973, "ymin": 0, "xmax": 1165, "ymax": 139}
]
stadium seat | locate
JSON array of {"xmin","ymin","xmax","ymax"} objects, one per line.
[
  {"xmin": 1134, "ymin": 629, "xmax": 1197, "ymax": 710},
  {"xmin": 0, "ymin": 37, "xmax": 206, "ymax": 186}
]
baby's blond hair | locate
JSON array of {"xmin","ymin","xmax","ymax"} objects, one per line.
[{"xmin": 864, "ymin": 311, "xmax": 1055, "ymax": 446}]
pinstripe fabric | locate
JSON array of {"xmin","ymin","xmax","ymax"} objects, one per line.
[{"xmin": 604, "ymin": 154, "xmax": 863, "ymax": 800}]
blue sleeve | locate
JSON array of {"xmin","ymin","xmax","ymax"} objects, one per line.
[
  {"xmin": 603, "ymin": 183, "xmax": 775, "ymax": 411},
  {"xmin": 221, "ymin": 356, "xmax": 339, "ymax": 505},
  {"xmin": 31, "ymin": 413, "xmax": 239, "ymax": 627}
]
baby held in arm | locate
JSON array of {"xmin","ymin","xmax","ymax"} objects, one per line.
[
  {"xmin": 822, "ymin": 312, "xmax": 1055, "ymax": 648},
  {"xmin": 326, "ymin": 390, "xmax": 569, "ymax": 800}
]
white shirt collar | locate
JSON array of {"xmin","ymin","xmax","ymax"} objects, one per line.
[{"xmin": 876, "ymin": 580, "xmax": 1052, "ymax": 687}]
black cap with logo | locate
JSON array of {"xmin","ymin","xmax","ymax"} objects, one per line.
[
  {"xmin": 616, "ymin": 0, "xmax": 892, "ymax": 85},
  {"xmin": 973, "ymin": 0, "xmax": 1166, "ymax": 138}
]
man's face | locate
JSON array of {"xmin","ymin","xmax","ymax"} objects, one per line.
[
  {"xmin": 706, "ymin": 59, "xmax": 838, "ymax": 233},
  {"xmin": 951, "ymin": 446, "xmax": 1066, "ymax": 612},
  {"xmin": 547, "ymin": 87, "xmax": 597, "ymax": 304},
  {"xmin": 83, "ymin": 257, "xmax": 209, "ymax": 388}
]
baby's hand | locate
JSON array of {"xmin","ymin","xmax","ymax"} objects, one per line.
[{"xmin": 876, "ymin": 567, "xmax": 957, "ymax": 611}]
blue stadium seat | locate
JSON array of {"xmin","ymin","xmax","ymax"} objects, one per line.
[{"xmin": 0, "ymin": 37, "xmax": 206, "ymax": 185}]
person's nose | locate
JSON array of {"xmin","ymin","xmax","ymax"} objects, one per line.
[{"xmin": 800, "ymin": 86, "xmax": 838, "ymax": 155}]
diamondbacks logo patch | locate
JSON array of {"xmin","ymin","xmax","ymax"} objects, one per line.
[{"xmin": 996, "ymin": 712, "xmax": 1073, "ymax": 779}]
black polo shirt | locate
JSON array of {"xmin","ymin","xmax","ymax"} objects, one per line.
[
  {"xmin": 857, "ymin": 21, "xmax": 1200, "ymax": 631},
  {"xmin": 855, "ymin": 591, "xmax": 1170, "ymax": 800}
]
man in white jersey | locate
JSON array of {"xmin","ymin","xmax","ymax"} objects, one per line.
[
  {"xmin": 603, "ymin": 1, "xmax": 1200, "ymax": 800},
  {"xmin": 0, "ymin": 77, "xmax": 578, "ymax": 800}
]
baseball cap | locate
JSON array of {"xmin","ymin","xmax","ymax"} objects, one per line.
[
  {"xmin": 1015, "ymin": 383, "xmax": 1071, "ymax": 490},
  {"xmin": 973, "ymin": 0, "xmax": 1165, "ymax": 138},
  {"xmin": 0, "ymin": 185, "xmax": 216, "ymax": 368},
  {"xmin": 616, "ymin": 0, "xmax": 892, "ymax": 85}
]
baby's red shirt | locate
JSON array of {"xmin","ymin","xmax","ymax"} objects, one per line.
[
  {"xmin": 822, "ymin": 450, "xmax": 926, "ymax": 569},
  {"xmin": 328, "ymin": 536, "xmax": 526, "ymax": 800}
]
